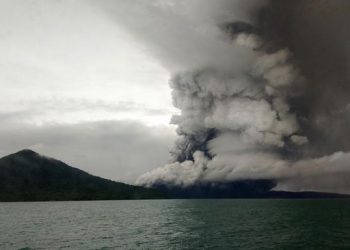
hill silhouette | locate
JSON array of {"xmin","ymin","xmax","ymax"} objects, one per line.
[{"xmin": 0, "ymin": 149, "xmax": 166, "ymax": 201}]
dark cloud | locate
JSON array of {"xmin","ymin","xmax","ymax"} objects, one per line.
[{"xmin": 259, "ymin": 0, "xmax": 350, "ymax": 155}]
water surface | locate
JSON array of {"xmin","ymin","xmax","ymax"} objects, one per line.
[{"xmin": 1, "ymin": 199, "xmax": 350, "ymax": 249}]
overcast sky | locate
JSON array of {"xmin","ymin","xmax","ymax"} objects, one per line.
[{"xmin": 0, "ymin": 0, "xmax": 177, "ymax": 183}]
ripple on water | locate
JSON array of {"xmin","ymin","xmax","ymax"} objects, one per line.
[{"xmin": 1, "ymin": 199, "xmax": 350, "ymax": 249}]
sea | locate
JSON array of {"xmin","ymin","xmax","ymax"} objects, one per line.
[{"xmin": 1, "ymin": 199, "xmax": 350, "ymax": 249}]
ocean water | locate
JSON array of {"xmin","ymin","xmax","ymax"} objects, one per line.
[{"xmin": 1, "ymin": 199, "xmax": 350, "ymax": 249}]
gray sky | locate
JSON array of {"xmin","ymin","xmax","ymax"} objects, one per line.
[{"xmin": 0, "ymin": 0, "xmax": 177, "ymax": 183}]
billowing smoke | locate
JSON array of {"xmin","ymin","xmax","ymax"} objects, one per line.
[{"xmin": 107, "ymin": 0, "xmax": 350, "ymax": 194}]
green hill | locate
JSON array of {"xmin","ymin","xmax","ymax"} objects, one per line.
[{"xmin": 0, "ymin": 149, "xmax": 166, "ymax": 201}]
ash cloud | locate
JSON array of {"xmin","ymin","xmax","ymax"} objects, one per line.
[
  {"xmin": 259, "ymin": 0, "xmax": 350, "ymax": 156},
  {"xmin": 103, "ymin": 0, "xmax": 350, "ymax": 194}
]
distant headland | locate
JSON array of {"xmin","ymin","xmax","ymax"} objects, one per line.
[{"xmin": 0, "ymin": 149, "xmax": 167, "ymax": 201}]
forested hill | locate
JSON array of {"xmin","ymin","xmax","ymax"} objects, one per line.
[{"xmin": 0, "ymin": 149, "xmax": 166, "ymax": 201}]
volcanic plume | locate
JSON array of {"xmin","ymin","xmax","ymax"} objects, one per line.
[{"xmin": 108, "ymin": 0, "xmax": 350, "ymax": 194}]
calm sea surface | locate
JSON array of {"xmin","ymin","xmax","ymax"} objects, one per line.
[{"xmin": 1, "ymin": 199, "xmax": 350, "ymax": 249}]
